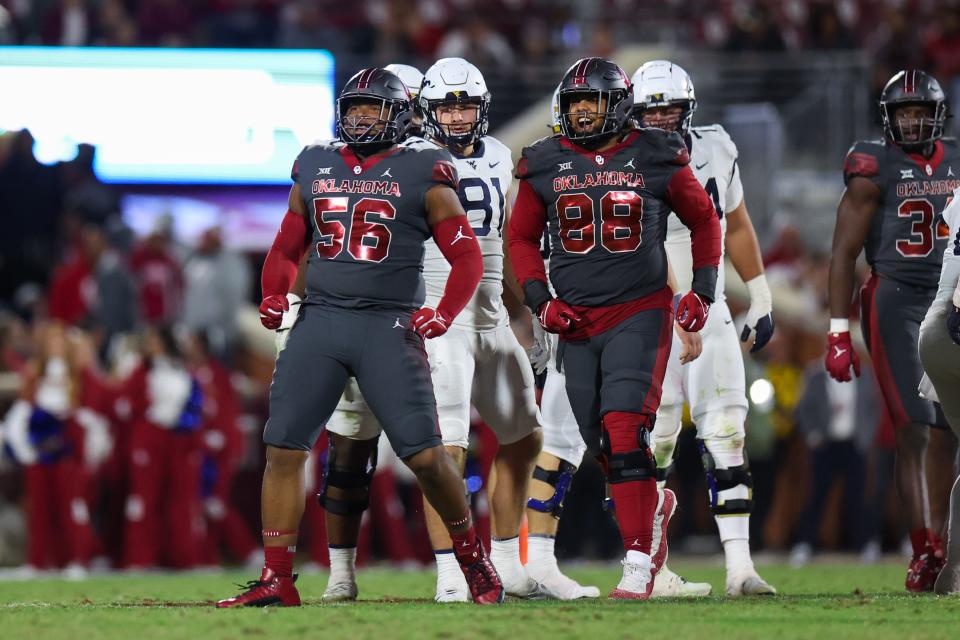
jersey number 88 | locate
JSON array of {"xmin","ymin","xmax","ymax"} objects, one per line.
[{"xmin": 555, "ymin": 191, "xmax": 644, "ymax": 254}]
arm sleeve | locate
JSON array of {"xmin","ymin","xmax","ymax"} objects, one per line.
[
  {"xmin": 507, "ymin": 179, "xmax": 552, "ymax": 312},
  {"xmin": 430, "ymin": 215, "xmax": 482, "ymax": 321},
  {"xmin": 666, "ymin": 165, "xmax": 722, "ymax": 301},
  {"xmin": 261, "ymin": 210, "xmax": 311, "ymax": 299}
]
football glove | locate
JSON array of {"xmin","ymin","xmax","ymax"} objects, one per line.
[
  {"xmin": 825, "ymin": 331, "xmax": 860, "ymax": 382},
  {"xmin": 274, "ymin": 293, "xmax": 302, "ymax": 353},
  {"xmin": 259, "ymin": 294, "xmax": 289, "ymax": 330},
  {"xmin": 527, "ymin": 319, "xmax": 551, "ymax": 375},
  {"xmin": 947, "ymin": 306, "xmax": 960, "ymax": 346},
  {"xmin": 741, "ymin": 274, "xmax": 775, "ymax": 352},
  {"xmin": 537, "ymin": 299, "xmax": 581, "ymax": 334},
  {"xmin": 675, "ymin": 291, "xmax": 710, "ymax": 333},
  {"xmin": 412, "ymin": 307, "xmax": 449, "ymax": 339}
]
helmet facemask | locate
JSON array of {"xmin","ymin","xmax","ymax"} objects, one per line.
[
  {"xmin": 424, "ymin": 94, "xmax": 490, "ymax": 151},
  {"xmin": 882, "ymin": 100, "xmax": 947, "ymax": 150},
  {"xmin": 336, "ymin": 94, "xmax": 413, "ymax": 152},
  {"xmin": 634, "ymin": 98, "xmax": 697, "ymax": 136},
  {"xmin": 559, "ymin": 88, "xmax": 632, "ymax": 148}
]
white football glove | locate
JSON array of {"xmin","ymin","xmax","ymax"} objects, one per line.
[
  {"xmin": 275, "ymin": 293, "xmax": 303, "ymax": 354},
  {"xmin": 741, "ymin": 274, "xmax": 775, "ymax": 353},
  {"xmin": 527, "ymin": 317, "xmax": 551, "ymax": 375}
]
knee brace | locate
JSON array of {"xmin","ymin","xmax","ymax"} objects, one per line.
[
  {"xmin": 317, "ymin": 436, "xmax": 379, "ymax": 516},
  {"xmin": 526, "ymin": 460, "xmax": 577, "ymax": 518},
  {"xmin": 598, "ymin": 413, "xmax": 658, "ymax": 485},
  {"xmin": 698, "ymin": 438, "xmax": 753, "ymax": 517}
]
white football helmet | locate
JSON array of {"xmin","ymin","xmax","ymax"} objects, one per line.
[
  {"xmin": 550, "ymin": 84, "xmax": 561, "ymax": 134},
  {"xmin": 384, "ymin": 63, "xmax": 424, "ymax": 98},
  {"xmin": 419, "ymin": 57, "xmax": 491, "ymax": 149},
  {"xmin": 631, "ymin": 60, "xmax": 697, "ymax": 136}
]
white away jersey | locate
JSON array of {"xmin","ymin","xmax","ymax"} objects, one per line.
[
  {"xmin": 934, "ymin": 187, "xmax": 960, "ymax": 306},
  {"xmin": 664, "ymin": 125, "xmax": 743, "ymax": 301},
  {"xmin": 424, "ymin": 135, "xmax": 513, "ymax": 330}
]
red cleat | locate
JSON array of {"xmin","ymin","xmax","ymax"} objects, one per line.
[
  {"xmin": 650, "ymin": 489, "xmax": 676, "ymax": 575},
  {"xmin": 216, "ymin": 568, "xmax": 302, "ymax": 608},
  {"xmin": 905, "ymin": 548, "xmax": 944, "ymax": 593},
  {"xmin": 455, "ymin": 540, "xmax": 505, "ymax": 605}
]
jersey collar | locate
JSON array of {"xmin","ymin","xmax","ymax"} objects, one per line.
[
  {"xmin": 338, "ymin": 144, "xmax": 403, "ymax": 175},
  {"xmin": 906, "ymin": 139, "xmax": 945, "ymax": 176},
  {"xmin": 559, "ymin": 130, "xmax": 640, "ymax": 166},
  {"xmin": 448, "ymin": 139, "xmax": 485, "ymax": 160}
]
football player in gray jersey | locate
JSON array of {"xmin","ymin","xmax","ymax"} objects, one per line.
[
  {"xmin": 828, "ymin": 69, "xmax": 960, "ymax": 592},
  {"xmin": 218, "ymin": 68, "xmax": 504, "ymax": 607}
]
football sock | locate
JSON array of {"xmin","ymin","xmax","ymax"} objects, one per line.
[
  {"xmin": 328, "ymin": 546, "xmax": 357, "ymax": 582},
  {"xmin": 603, "ymin": 412, "xmax": 659, "ymax": 555},
  {"xmin": 526, "ymin": 535, "xmax": 557, "ymax": 571},
  {"xmin": 490, "ymin": 536, "xmax": 523, "ymax": 575},
  {"xmin": 264, "ymin": 545, "xmax": 295, "ymax": 577},
  {"xmin": 723, "ymin": 538, "xmax": 753, "ymax": 575},
  {"xmin": 435, "ymin": 549, "xmax": 464, "ymax": 585}
]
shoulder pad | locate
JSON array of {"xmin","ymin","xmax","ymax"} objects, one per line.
[
  {"xmin": 693, "ymin": 124, "xmax": 738, "ymax": 161},
  {"xmin": 431, "ymin": 148, "xmax": 459, "ymax": 190},
  {"xmin": 515, "ymin": 136, "xmax": 560, "ymax": 179},
  {"xmin": 844, "ymin": 140, "xmax": 885, "ymax": 181},
  {"xmin": 401, "ymin": 136, "xmax": 443, "ymax": 151},
  {"xmin": 638, "ymin": 127, "xmax": 689, "ymax": 166},
  {"xmin": 482, "ymin": 135, "xmax": 513, "ymax": 163}
]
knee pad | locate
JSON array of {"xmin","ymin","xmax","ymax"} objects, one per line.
[
  {"xmin": 653, "ymin": 403, "xmax": 684, "ymax": 483},
  {"xmin": 598, "ymin": 412, "xmax": 657, "ymax": 485},
  {"xmin": 697, "ymin": 406, "xmax": 747, "ymax": 467},
  {"xmin": 698, "ymin": 437, "xmax": 752, "ymax": 517},
  {"xmin": 318, "ymin": 436, "xmax": 379, "ymax": 516},
  {"xmin": 526, "ymin": 460, "xmax": 577, "ymax": 518}
]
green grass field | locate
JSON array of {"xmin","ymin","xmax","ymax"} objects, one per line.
[{"xmin": 2, "ymin": 560, "xmax": 957, "ymax": 639}]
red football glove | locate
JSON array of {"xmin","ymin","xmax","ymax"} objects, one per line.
[
  {"xmin": 675, "ymin": 291, "xmax": 710, "ymax": 332},
  {"xmin": 412, "ymin": 307, "xmax": 450, "ymax": 339},
  {"xmin": 825, "ymin": 331, "xmax": 860, "ymax": 382},
  {"xmin": 259, "ymin": 294, "xmax": 289, "ymax": 330},
  {"xmin": 537, "ymin": 299, "xmax": 582, "ymax": 334}
]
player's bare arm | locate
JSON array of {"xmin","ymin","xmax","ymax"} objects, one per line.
[
  {"xmin": 725, "ymin": 198, "xmax": 775, "ymax": 351},
  {"xmin": 828, "ymin": 177, "xmax": 880, "ymax": 319},
  {"xmin": 413, "ymin": 184, "xmax": 483, "ymax": 338},
  {"xmin": 825, "ymin": 176, "xmax": 879, "ymax": 381},
  {"xmin": 499, "ymin": 188, "xmax": 527, "ymax": 307}
]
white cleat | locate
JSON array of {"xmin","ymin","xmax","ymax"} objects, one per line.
[
  {"xmin": 726, "ymin": 570, "xmax": 777, "ymax": 597},
  {"xmin": 496, "ymin": 566, "xmax": 549, "ymax": 599},
  {"xmin": 322, "ymin": 579, "xmax": 359, "ymax": 602},
  {"xmin": 651, "ymin": 564, "xmax": 712, "ymax": 598},
  {"xmin": 609, "ymin": 555, "xmax": 654, "ymax": 600},
  {"xmin": 434, "ymin": 585, "xmax": 470, "ymax": 603},
  {"xmin": 526, "ymin": 563, "xmax": 600, "ymax": 599},
  {"xmin": 934, "ymin": 563, "xmax": 960, "ymax": 595}
]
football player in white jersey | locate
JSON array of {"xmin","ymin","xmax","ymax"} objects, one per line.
[
  {"xmin": 918, "ymin": 188, "xmax": 960, "ymax": 595},
  {"xmin": 319, "ymin": 58, "xmax": 546, "ymax": 603},
  {"xmin": 631, "ymin": 60, "xmax": 776, "ymax": 597}
]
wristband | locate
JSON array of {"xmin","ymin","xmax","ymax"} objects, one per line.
[
  {"xmin": 745, "ymin": 274, "xmax": 772, "ymax": 305},
  {"xmin": 829, "ymin": 318, "xmax": 849, "ymax": 334}
]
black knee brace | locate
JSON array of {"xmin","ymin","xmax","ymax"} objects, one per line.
[
  {"xmin": 318, "ymin": 436, "xmax": 379, "ymax": 516},
  {"xmin": 526, "ymin": 460, "xmax": 577, "ymax": 518},
  {"xmin": 599, "ymin": 419, "xmax": 657, "ymax": 485},
  {"xmin": 698, "ymin": 439, "xmax": 753, "ymax": 516}
]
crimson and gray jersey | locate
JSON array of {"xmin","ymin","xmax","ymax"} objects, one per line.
[
  {"xmin": 844, "ymin": 138, "xmax": 960, "ymax": 289},
  {"xmin": 516, "ymin": 128, "xmax": 710, "ymax": 306},
  {"xmin": 291, "ymin": 138, "xmax": 458, "ymax": 311}
]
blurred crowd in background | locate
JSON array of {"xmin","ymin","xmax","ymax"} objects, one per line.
[{"xmin": 2, "ymin": 0, "xmax": 959, "ymax": 573}]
